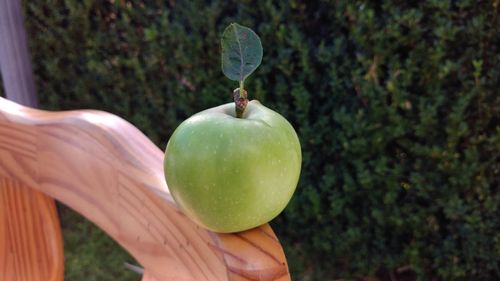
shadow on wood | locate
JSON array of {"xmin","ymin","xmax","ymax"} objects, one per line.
[{"xmin": 0, "ymin": 179, "xmax": 64, "ymax": 281}]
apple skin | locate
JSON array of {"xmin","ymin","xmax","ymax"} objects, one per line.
[{"xmin": 164, "ymin": 100, "xmax": 301, "ymax": 233}]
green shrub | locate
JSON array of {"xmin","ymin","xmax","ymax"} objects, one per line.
[
  {"xmin": 21, "ymin": 0, "xmax": 499, "ymax": 280},
  {"xmin": 59, "ymin": 205, "xmax": 138, "ymax": 281}
]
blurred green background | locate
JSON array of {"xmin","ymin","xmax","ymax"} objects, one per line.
[{"xmin": 2, "ymin": 0, "xmax": 499, "ymax": 280}]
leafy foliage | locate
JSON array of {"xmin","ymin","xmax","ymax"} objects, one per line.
[
  {"xmin": 59, "ymin": 205, "xmax": 138, "ymax": 281},
  {"xmin": 22, "ymin": 0, "xmax": 499, "ymax": 280}
]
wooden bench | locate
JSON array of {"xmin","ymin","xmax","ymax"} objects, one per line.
[{"xmin": 0, "ymin": 1, "xmax": 290, "ymax": 280}]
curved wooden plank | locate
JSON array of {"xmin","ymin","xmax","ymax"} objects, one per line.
[
  {"xmin": 0, "ymin": 97, "xmax": 290, "ymax": 281},
  {"xmin": 0, "ymin": 179, "xmax": 64, "ymax": 281},
  {"xmin": 142, "ymin": 271, "xmax": 159, "ymax": 281},
  {"xmin": 1, "ymin": 1, "xmax": 64, "ymax": 280}
]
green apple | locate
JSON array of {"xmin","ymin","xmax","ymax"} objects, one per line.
[{"xmin": 164, "ymin": 100, "xmax": 301, "ymax": 233}]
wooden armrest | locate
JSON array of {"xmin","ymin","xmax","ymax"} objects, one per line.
[{"xmin": 0, "ymin": 97, "xmax": 290, "ymax": 281}]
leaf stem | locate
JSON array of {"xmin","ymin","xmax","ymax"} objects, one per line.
[{"xmin": 239, "ymin": 80, "xmax": 245, "ymax": 98}]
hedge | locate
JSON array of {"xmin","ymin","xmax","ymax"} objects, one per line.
[{"xmin": 7, "ymin": 0, "xmax": 499, "ymax": 280}]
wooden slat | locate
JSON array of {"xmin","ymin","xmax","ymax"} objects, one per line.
[
  {"xmin": 0, "ymin": 1, "xmax": 64, "ymax": 280},
  {"xmin": 142, "ymin": 271, "xmax": 160, "ymax": 281},
  {"xmin": 0, "ymin": 97, "xmax": 291, "ymax": 281},
  {"xmin": 0, "ymin": 178, "xmax": 64, "ymax": 281}
]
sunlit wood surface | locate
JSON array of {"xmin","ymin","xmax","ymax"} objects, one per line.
[
  {"xmin": 0, "ymin": 1, "xmax": 65, "ymax": 280},
  {"xmin": 0, "ymin": 97, "xmax": 290, "ymax": 281}
]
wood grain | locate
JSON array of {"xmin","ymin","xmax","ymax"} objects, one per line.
[
  {"xmin": 0, "ymin": 97, "xmax": 291, "ymax": 281},
  {"xmin": 142, "ymin": 271, "xmax": 160, "ymax": 281},
  {"xmin": 0, "ymin": 179, "xmax": 64, "ymax": 281},
  {"xmin": 0, "ymin": 1, "xmax": 65, "ymax": 279}
]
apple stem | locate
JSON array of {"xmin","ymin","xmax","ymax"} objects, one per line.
[
  {"xmin": 233, "ymin": 88, "xmax": 248, "ymax": 118},
  {"xmin": 239, "ymin": 80, "xmax": 245, "ymax": 98}
]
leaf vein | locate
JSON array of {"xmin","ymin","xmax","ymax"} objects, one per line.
[{"xmin": 232, "ymin": 24, "xmax": 245, "ymax": 81}]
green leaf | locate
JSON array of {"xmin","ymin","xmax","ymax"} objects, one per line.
[{"xmin": 221, "ymin": 23, "xmax": 263, "ymax": 82}]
